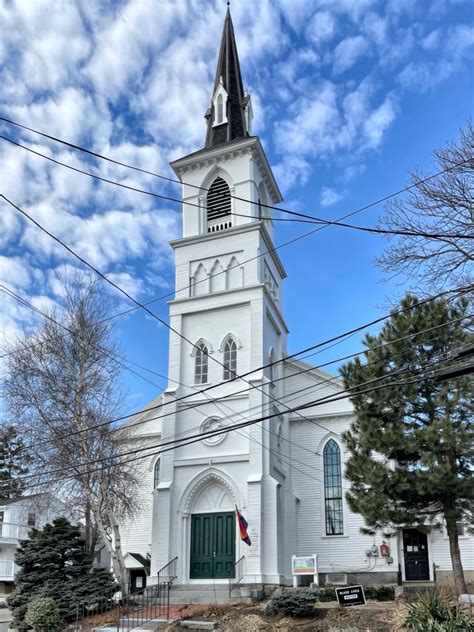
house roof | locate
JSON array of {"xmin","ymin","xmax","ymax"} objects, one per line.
[{"xmin": 204, "ymin": 8, "xmax": 249, "ymax": 148}]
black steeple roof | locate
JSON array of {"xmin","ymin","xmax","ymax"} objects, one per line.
[{"xmin": 204, "ymin": 8, "xmax": 250, "ymax": 148}]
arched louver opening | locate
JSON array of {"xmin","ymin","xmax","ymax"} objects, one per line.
[{"xmin": 207, "ymin": 177, "xmax": 231, "ymax": 225}]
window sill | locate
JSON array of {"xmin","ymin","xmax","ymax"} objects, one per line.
[
  {"xmin": 321, "ymin": 534, "xmax": 349, "ymax": 539},
  {"xmin": 194, "ymin": 382, "xmax": 212, "ymax": 387}
]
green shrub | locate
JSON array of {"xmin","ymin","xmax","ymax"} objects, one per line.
[
  {"xmin": 318, "ymin": 587, "xmax": 337, "ymax": 602},
  {"xmin": 265, "ymin": 589, "xmax": 318, "ymax": 618},
  {"xmin": 401, "ymin": 590, "xmax": 474, "ymax": 631},
  {"xmin": 24, "ymin": 597, "xmax": 64, "ymax": 632},
  {"xmin": 364, "ymin": 585, "xmax": 395, "ymax": 601}
]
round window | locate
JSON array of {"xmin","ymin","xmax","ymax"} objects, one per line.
[{"xmin": 200, "ymin": 418, "xmax": 226, "ymax": 446}]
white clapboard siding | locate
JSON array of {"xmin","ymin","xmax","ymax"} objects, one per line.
[
  {"xmin": 289, "ymin": 410, "xmax": 398, "ymax": 574},
  {"xmin": 430, "ymin": 528, "xmax": 474, "ymax": 571}
]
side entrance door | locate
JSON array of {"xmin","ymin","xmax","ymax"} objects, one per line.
[
  {"xmin": 190, "ymin": 512, "xmax": 235, "ymax": 579},
  {"xmin": 403, "ymin": 529, "xmax": 430, "ymax": 581}
]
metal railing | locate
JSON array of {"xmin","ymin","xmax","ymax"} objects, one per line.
[
  {"xmin": 117, "ymin": 556, "xmax": 178, "ymax": 631},
  {"xmin": 74, "ymin": 593, "xmax": 121, "ymax": 632},
  {"xmin": 229, "ymin": 555, "xmax": 245, "ymax": 597},
  {"xmin": 0, "ymin": 522, "xmax": 30, "ymax": 540},
  {"xmin": 0, "ymin": 560, "xmax": 15, "ymax": 579}
]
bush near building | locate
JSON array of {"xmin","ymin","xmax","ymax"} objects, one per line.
[{"xmin": 7, "ymin": 517, "xmax": 117, "ymax": 630}]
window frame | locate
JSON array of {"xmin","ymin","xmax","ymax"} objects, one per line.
[
  {"xmin": 223, "ymin": 337, "xmax": 237, "ymax": 380},
  {"xmin": 323, "ymin": 439, "xmax": 344, "ymax": 536},
  {"xmin": 195, "ymin": 342, "xmax": 209, "ymax": 385},
  {"xmin": 153, "ymin": 458, "xmax": 161, "ymax": 490}
]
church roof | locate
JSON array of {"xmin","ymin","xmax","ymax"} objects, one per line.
[{"xmin": 204, "ymin": 8, "xmax": 249, "ymax": 148}]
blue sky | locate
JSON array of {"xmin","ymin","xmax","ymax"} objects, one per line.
[{"xmin": 1, "ymin": 0, "xmax": 473, "ymax": 413}]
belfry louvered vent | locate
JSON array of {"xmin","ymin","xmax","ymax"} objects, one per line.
[{"xmin": 207, "ymin": 177, "xmax": 231, "ymax": 222}]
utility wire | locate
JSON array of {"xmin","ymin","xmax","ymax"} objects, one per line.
[
  {"xmin": 1, "ymin": 117, "xmax": 472, "ymax": 240},
  {"xmin": 4, "ymin": 279, "xmax": 471, "ymax": 459},
  {"xmin": 3, "ymin": 359, "xmax": 458, "ymax": 497},
  {"xmin": 1, "ymin": 135, "xmax": 472, "ymax": 242},
  {"xmin": 0, "ymin": 193, "xmax": 393, "ymax": 444}
]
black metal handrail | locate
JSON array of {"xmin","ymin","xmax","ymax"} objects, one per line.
[
  {"xmin": 228, "ymin": 555, "xmax": 245, "ymax": 597},
  {"xmin": 116, "ymin": 556, "xmax": 178, "ymax": 631}
]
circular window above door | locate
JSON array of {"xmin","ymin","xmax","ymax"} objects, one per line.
[{"xmin": 200, "ymin": 417, "xmax": 226, "ymax": 446}]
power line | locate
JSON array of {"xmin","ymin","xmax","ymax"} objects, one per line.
[
  {"xmin": 0, "ymin": 194, "xmax": 375, "ymax": 444},
  {"xmin": 5, "ymin": 279, "xmax": 471, "ymax": 459},
  {"xmin": 1, "ymin": 135, "xmax": 472, "ymax": 243},
  {"xmin": 1, "ymin": 117, "xmax": 472, "ymax": 240},
  {"xmin": 2, "ymin": 360, "xmax": 457, "ymax": 497}
]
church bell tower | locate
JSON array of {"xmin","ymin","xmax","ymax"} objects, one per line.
[{"xmin": 152, "ymin": 8, "xmax": 296, "ymax": 588}]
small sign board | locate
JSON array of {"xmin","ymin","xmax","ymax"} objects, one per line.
[
  {"xmin": 292, "ymin": 555, "xmax": 317, "ymax": 575},
  {"xmin": 335, "ymin": 585, "xmax": 366, "ymax": 608}
]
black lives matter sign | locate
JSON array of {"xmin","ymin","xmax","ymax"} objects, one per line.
[{"xmin": 335, "ymin": 585, "xmax": 366, "ymax": 607}]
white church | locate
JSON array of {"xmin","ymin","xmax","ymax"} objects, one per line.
[{"xmin": 120, "ymin": 9, "xmax": 473, "ymax": 596}]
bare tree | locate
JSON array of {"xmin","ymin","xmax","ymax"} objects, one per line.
[
  {"xmin": 3, "ymin": 274, "xmax": 144, "ymax": 593},
  {"xmin": 377, "ymin": 122, "xmax": 474, "ymax": 292}
]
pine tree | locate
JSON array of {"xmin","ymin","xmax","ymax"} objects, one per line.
[
  {"xmin": 340, "ymin": 295, "xmax": 473, "ymax": 595},
  {"xmin": 7, "ymin": 517, "xmax": 117, "ymax": 630},
  {"xmin": 0, "ymin": 424, "xmax": 30, "ymax": 500}
]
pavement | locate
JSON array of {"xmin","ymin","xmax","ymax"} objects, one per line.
[{"xmin": 0, "ymin": 607, "xmax": 13, "ymax": 632}]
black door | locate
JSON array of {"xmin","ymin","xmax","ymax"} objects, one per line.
[
  {"xmin": 130, "ymin": 568, "xmax": 147, "ymax": 594},
  {"xmin": 403, "ymin": 529, "xmax": 430, "ymax": 581}
]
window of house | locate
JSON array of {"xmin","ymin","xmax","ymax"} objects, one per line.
[
  {"xmin": 456, "ymin": 521, "xmax": 465, "ymax": 536},
  {"xmin": 323, "ymin": 440, "xmax": 343, "ymax": 535},
  {"xmin": 154, "ymin": 458, "xmax": 161, "ymax": 489},
  {"xmin": 223, "ymin": 337, "xmax": 237, "ymax": 380},
  {"xmin": 27, "ymin": 512, "xmax": 36, "ymax": 527},
  {"xmin": 195, "ymin": 342, "xmax": 209, "ymax": 384},
  {"xmin": 207, "ymin": 177, "xmax": 231, "ymax": 224}
]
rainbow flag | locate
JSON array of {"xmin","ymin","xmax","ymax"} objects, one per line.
[{"xmin": 236, "ymin": 507, "xmax": 251, "ymax": 545}]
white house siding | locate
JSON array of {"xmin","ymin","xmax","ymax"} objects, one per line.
[
  {"xmin": 430, "ymin": 529, "xmax": 474, "ymax": 582},
  {"xmin": 289, "ymin": 413, "xmax": 399, "ymax": 583}
]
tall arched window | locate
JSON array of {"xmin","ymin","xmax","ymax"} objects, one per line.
[
  {"xmin": 216, "ymin": 94, "xmax": 224, "ymax": 124},
  {"xmin": 195, "ymin": 342, "xmax": 209, "ymax": 384},
  {"xmin": 323, "ymin": 439, "xmax": 343, "ymax": 535},
  {"xmin": 223, "ymin": 337, "xmax": 237, "ymax": 380},
  {"xmin": 207, "ymin": 177, "xmax": 231, "ymax": 223},
  {"xmin": 154, "ymin": 458, "xmax": 161, "ymax": 489},
  {"xmin": 268, "ymin": 348, "xmax": 275, "ymax": 387}
]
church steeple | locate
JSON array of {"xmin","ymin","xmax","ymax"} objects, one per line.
[{"xmin": 204, "ymin": 8, "xmax": 252, "ymax": 148}]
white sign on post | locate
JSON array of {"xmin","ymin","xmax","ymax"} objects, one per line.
[{"xmin": 291, "ymin": 554, "xmax": 318, "ymax": 587}]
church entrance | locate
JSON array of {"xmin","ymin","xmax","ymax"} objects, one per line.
[{"xmin": 190, "ymin": 512, "xmax": 235, "ymax": 579}]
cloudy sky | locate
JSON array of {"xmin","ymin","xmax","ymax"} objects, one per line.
[{"xmin": 1, "ymin": 0, "xmax": 473, "ymax": 410}]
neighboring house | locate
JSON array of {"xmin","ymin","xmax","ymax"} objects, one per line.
[
  {"xmin": 0, "ymin": 494, "xmax": 71, "ymax": 595},
  {"xmin": 119, "ymin": 8, "xmax": 473, "ymax": 592}
]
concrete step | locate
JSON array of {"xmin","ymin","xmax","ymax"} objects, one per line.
[{"xmin": 168, "ymin": 594, "xmax": 250, "ymax": 605}]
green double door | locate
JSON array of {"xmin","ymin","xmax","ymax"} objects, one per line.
[{"xmin": 190, "ymin": 512, "xmax": 235, "ymax": 579}]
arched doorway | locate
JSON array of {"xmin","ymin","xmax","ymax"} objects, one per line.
[{"xmin": 180, "ymin": 470, "xmax": 240, "ymax": 581}]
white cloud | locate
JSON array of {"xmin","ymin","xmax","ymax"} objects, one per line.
[
  {"xmin": 333, "ymin": 36, "xmax": 369, "ymax": 75},
  {"xmin": 320, "ymin": 187, "xmax": 343, "ymax": 207},
  {"xmin": 363, "ymin": 95, "xmax": 397, "ymax": 148},
  {"xmin": 306, "ymin": 12, "xmax": 336, "ymax": 45}
]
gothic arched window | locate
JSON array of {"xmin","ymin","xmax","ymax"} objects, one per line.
[
  {"xmin": 323, "ymin": 439, "xmax": 343, "ymax": 535},
  {"xmin": 154, "ymin": 458, "xmax": 161, "ymax": 489},
  {"xmin": 207, "ymin": 177, "xmax": 231, "ymax": 224},
  {"xmin": 216, "ymin": 94, "xmax": 224, "ymax": 124},
  {"xmin": 195, "ymin": 342, "xmax": 209, "ymax": 384},
  {"xmin": 268, "ymin": 348, "xmax": 275, "ymax": 387},
  {"xmin": 223, "ymin": 337, "xmax": 237, "ymax": 380}
]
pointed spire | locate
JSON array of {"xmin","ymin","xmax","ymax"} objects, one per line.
[{"xmin": 204, "ymin": 8, "xmax": 251, "ymax": 148}]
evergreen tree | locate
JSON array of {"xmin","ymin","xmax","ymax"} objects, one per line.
[
  {"xmin": 0, "ymin": 424, "xmax": 30, "ymax": 499},
  {"xmin": 340, "ymin": 295, "xmax": 473, "ymax": 595},
  {"xmin": 7, "ymin": 517, "xmax": 117, "ymax": 630}
]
